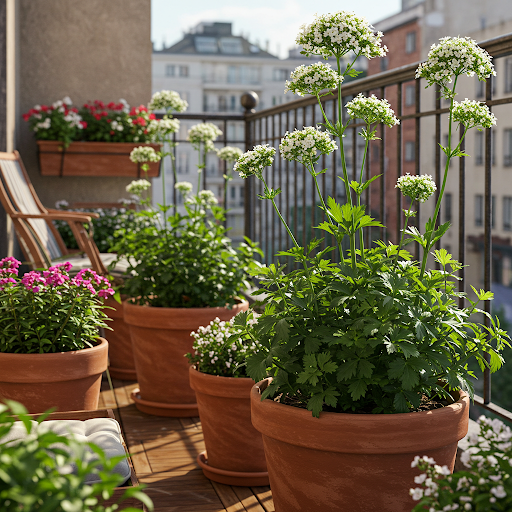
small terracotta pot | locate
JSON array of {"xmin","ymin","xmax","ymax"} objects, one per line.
[
  {"xmin": 251, "ymin": 378, "xmax": 469, "ymax": 512},
  {"xmin": 104, "ymin": 297, "xmax": 136, "ymax": 380},
  {"xmin": 124, "ymin": 300, "xmax": 248, "ymax": 417},
  {"xmin": 0, "ymin": 338, "xmax": 108, "ymax": 413},
  {"xmin": 189, "ymin": 366, "xmax": 268, "ymax": 486}
]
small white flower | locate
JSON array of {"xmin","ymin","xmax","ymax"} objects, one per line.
[
  {"xmin": 126, "ymin": 179, "xmax": 151, "ymax": 195},
  {"xmin": 148, "ymin": 90, "xmax": 188, "ymax": 113},
  {"xmin": 217, "ymin": 146, "xmax": 243, "ymax": 163},
  {"xmin": 396, "ymin": 173, "xmax": 437, "ymax": 203},
  {"xmin": 129, "ymin": 146, "xmax": 161, "ymax": 164},
  {"xmin": 234, "ymin": 144, "xmax": 275, "ymax": 179}
]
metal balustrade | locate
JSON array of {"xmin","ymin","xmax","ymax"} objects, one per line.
[{"xmin": 170, "ymin": 33, "xmax": 512, "ymax": 423}]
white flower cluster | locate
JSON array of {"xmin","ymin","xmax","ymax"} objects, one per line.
[
  {"xmin": 34, "ymin": 118, "xmax": 52, "ymax": 131},
  {"xmin": 189, "ymin": 314, "xmax": 259, "ymax": 377},
  {"xmin": 55, "ymin": 199, "xmax": 69, "ymax": 209},
  {"xmin": 409, "ymin": 416, "xmax": 512, "ymax": 511},
  {"xmin": 126, "ymin": 179, "xmax": 151, "ymax": 195},
  {"xmin": 284, "ymin": 62, "xmax": 343, "ymax": 97},
  {"xmin": 279, "ymin": 126, "xmax": 338, "ymax": 163},
  {"xmin": 147, "ymin": 117, "xmax": 180, "ymax": 140},
  {"xmin": 174, "ymin": 181, "xmax": 193, "ymax": 195},
  {"xmin": 396, "ymin": 173, "xmax": 437, "ymax": 203},
  {"xmin": 296, "ymin": 11, "xmax": 387, "ymax": 59},
  {"xmin": 111, "ymin": 120, "xmax": 124, "ymax": 132},
  {"xmin": 217, "ymin": 146, "xmax": 243, "ymax": 162},
  {"xmin": 187, "ymin": 122, "xmax": 223, "ymax": 151},
  {"xmin": 345, "ymin": 93, "xmax": 399, "ymax": 127},
  {"xmin": 63, "ymin": 110, "xmax": 84, "ymax": 129},
  {"xmin": 234, "ymin": 144, "xmax": 276, "ymax": 179},
  {"xmin": 416, "ymin": 37, "xmax": 495, "ymax": 88},
  {"xmin": 148, "ymin": 90, "xmax": 188, "ymax": 113},
  {"xmin": 452, "ymin": 99, "xmax": 497, "ymax": 129},
  {"xmin": 129, "ymin": 146, "xmax": 161, "ymax": 164},
  {"xmin": 198, "ymin": 189, "xmax": 218, "ymax": 206}
]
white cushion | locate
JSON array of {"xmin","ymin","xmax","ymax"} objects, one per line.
[{"xmin": 1, "ymin": 418, "xmax": 131, "ymax": 485}]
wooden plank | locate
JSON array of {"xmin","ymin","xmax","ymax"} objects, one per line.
[
  {"xmin": 232, "ymin": 487, "xmax": 266, "ymax": 512},
  {"xmin": 251, "ymin": 488, "xmax": 275, "ymax": 512},
  {"xmin": 211, "ymin": 482, "xmax": 246, "ymax": 512},
  {"xmin": 126, "ymin": 437, "xmax": 152, "ymax": 475}
]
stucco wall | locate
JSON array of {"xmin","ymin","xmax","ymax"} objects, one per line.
[{"xmin": 17, "ymin": 0, "xmax": 152, "ymax": 207}]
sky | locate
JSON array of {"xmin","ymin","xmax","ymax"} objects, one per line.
[{"xmin": 151, "ymin": 0, "xmax": 402, "ymax": 59}]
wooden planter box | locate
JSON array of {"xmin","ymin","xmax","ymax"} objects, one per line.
[
  {"xmin": 28, "ymin": 408, "xmax": 146, "ymax": 511},
  {"xmin": 37, "ymin": 141, "xmax": 161, "ymax": 178}
]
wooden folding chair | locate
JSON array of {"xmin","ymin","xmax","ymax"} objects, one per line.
[{"xmin": 0, "ymin": 151, "xmax": 124, "ymax": 275}]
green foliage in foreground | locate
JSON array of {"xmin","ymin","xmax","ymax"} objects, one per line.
[{"xmin": 0, "ymin": 400, "xmax": 153, "ymax": 512}]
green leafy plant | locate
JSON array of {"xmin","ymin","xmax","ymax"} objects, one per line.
[
  {"xmin": 110, "ymin": 189, "xmax": 260, "ymax": 308},
  {"xmin": 233, "ymin": 13, "xmax": 508, "ymax": 417},
  {"xmin": 0, "ymin": 258, "xmax": 113, "ymax": 353},
  {"xmin": 0, "ymin": 400, "xmax": 153, "ymax": 512},
  {"xmin": 410, "ymin": 415, "xmax": 512, "ymax": 511},
  {"xmin": 186, "ymin": 311, "xmax": 259, "ymax": 377}
]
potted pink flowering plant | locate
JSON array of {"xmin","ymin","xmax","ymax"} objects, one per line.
[
  {"xmin": 234, "ymin": 11, "xmax": 509, "ymax": 512},
  {"xmin": 0, "ymin": 257, "xmax": 114, "ymax": 413}
]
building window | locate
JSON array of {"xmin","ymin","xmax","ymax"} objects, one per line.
[
  {"xmin": 405, "ymin": 31, "xmax": 416, "ymax": 54},
  {"xmin": 273, "ymin": 69, "xmax": 288, "ymax": 81},
  {"xmin": 166, "ymin": 65, "xmax": 175, "ymax": 76},
  {"xmin": 475, "ymin": 194, "xmax": 483, "ymax": 226},
  {"xmin": 179, "ymin": 65, "xmax": 189, "ymax": 77},
  {"xmin": 476, "ymin": 75, "xmax": 496, "ymax": 98},
  {"xmin": 506, "ymin": 58, "xmax": 512, "ymax": 93},
  {"xmin": 404, "ymin": 141, "xmax": 415, "ymax": 162},
  {"xmin": 218, "ymin": 95, "xmax": 227, "ymax": 111},
  {"xmin": 444, "ymin": 193, "xmax": 452, "ymax": 222},
  {"xmin": 505, "ymin": 129, "xmax": 512, "ymax": 166},
  {"xmin": 380, "ymin": 57, "xmax": 388, "ymax": 72},
  {"xmin": 405, "ymin": 85, "xmax": 415, "ymax": 107},
  {"xmin": 504, "ymin": 197, "xmax": 512, "ymax": 231},
  {"xmin": 230, "ymin": 95, "xmax": 237, "ymax": 111},
  {"xmin": 475, "ymin": 131, "xmax": 483, "ymax": 165},
  {"xmin": 178, "ymin": 153, "xmax": 189, "ymax": 174},
  {"xmin": 239, "ymin": 184, "xmax": 244, "ymax": 206}
]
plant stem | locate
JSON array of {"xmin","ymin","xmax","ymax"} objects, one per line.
[
  {"xmin": 419, "ymin": 77, "xmax": 461, "ymax": 278},
  {"xmin": 308, "ymin": 161, "xmax": 344, "ymax": 258},
  {"xmin": 336, "ymin": 55, "xmax": 353, "ymax": 207}
]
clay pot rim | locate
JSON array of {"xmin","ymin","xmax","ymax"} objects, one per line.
[
  {"xmin": 124, "ymin": 298, "xmax": 249, "ymax": 330},
  {"xmin": 251, "ymin": 377, "xmax": 469, "ymax": 454},
  {"xmin": 189, "ymin": 365, "xmax": 254, "ymax": 398},
  {"xmin": 0, "ymin": 337, "xmax": 107, "ymax": 358},
  {"xmin": 0, "ymin": 338, "xmax": 108, "ymax": 384},
  {"xmin": 124, "ymin": 297, "xmax": 248, "ymax": 312}
]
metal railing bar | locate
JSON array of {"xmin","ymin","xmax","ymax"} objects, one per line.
[
  {"xmin": 396, "ymin": 83, "xmax": 403, "ymax": 243},
  {"xmin": 380, "ymin": 87, "xmax": 386, "ymax": 242},
  {"xmin": 474, "ymin": 395, "xmax": 512, "ymax": 423},
  {"xmin": 415, "ymin": 79, "xmax": 421, "ymax": 260}
]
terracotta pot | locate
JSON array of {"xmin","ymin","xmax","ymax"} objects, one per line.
[
  {"xmin": 124, "ymin": 300, "xmax": 248, "ymax": 417},
  {"xmin": 251, "ymin": 378, "xmax": 469, "ymax": 512},
  {"xmin": 189, "ymin": 366, "xmax": 269, "ymax": 486},
  {"xmin": 0, "ymin": 338, "xmax": 108, "ymax": 414},
  {"xmin": 104, "ymin": 297, "xmax": 136, "ymax": 380},
  {"xmin": 37, "ymin": 141, "xmax": 161, "ymax": 177}
]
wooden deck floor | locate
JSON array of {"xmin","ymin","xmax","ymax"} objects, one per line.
[{"xmin": 99, "ymin": 378, "xmax": 274, "ymax": 512}]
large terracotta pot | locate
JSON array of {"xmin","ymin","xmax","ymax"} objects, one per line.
[
  {"xmin": 37, "ymin": 141, "xmax": 161, "ymax": 177},
  {"xmin": 124, "ymin": 300, "xmax": 248, "ymax": 417},
  {"xmin": 251, "ymin": 378, "xmax": 469, "ymax": 512},
  {"xmin": 189, "ymin": 366, "xmax": 269, "ymax": 486},
  {"xmin": 0, "ymin": 338, "xmax": 108, "ymax": 413},
  {"xmin": 104, "ymin": 297, "xmax": 136, "ymax": 380}
]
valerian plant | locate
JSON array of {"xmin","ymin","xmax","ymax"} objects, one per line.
[
  {"xmin": 111, "ymin": 109, "xmax": 261, "ymax": 309},
  {"xmin": 233, "ymin": 12, "xmax": 509, "ymax": 417}
]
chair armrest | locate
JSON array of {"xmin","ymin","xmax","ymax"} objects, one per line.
[
  {"xmin": 11, "ymin": 212, "xmax": 96, "ymax": 222},
  {"xmin": 46, "ymin": 208, "xmax": 100, "ymax": 219}
]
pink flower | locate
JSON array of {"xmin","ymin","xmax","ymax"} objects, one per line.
[
  {"xmin": 43, "ymin": 265, "xmax": 70, "ymax": 286},
  {"xmin": 98, "ymin": 287, "xmax": 114, "ymax": 299},
  {"xmin": 0, "ymin": 257, "xmax": 21, "ymax": 273},
  {"xmin": 21, "ymin": 271, "xmax": 45, "ymax": 292},
  {"xmin": 0, "ymin": 277, "xmax": 16, "ymax": 290}
]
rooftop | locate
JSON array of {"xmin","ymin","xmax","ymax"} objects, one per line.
[{"xmin": 157, "ymin": 22, "xmax": 278, "ymax": 59}]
